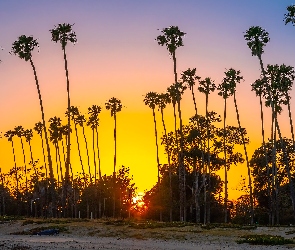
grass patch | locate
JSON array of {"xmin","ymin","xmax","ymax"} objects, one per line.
[
  {"xmin": 201, "ymin": 223, "xmax": 257, "ymax": 230},
  {"xmin": 237, "ymin": 234, "xmax": 294, "ymax": 245}
]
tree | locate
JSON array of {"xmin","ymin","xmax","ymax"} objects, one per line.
[
  {"xmin": 157, "ymin": 92, "xmax": 173, "ymax": 221},
  {"xmin": 67, "ymin": 106, "xmax": 85, "ymax": 177},
  {"xmin": 87, "ymin": 105, "xmax": 102, "ymax": 181},
  {"xmin": 224, "ymin": 68, "xmax": 254, "ymax": 224},
  {"xmin": 157, "ymin": 26, "xmax": 187, "ymax": 221},
  {"xmin": 76, "ymin": 114, "xmax": 91, "ymax": 181},
  {"xmin": 284, "ymin": 5, "xmax": 295, "ymax": 26},
  {"xmin": 105, "ymin": 97, "xmax": 122, "ymax": 217},
  {"xmin": 198, "ymin": 77, "xmax": 216, "ymax": 223},
  {"xmin": 217, "ymin": 73, "xmax": 235, "ymax": 223},
  {"xmin": 50, "ymin": 23, "xmax": 77, "ymax": 214},
  {"xmin": 11, "ymin": 35, "xmax": 55, "ymax": 214},
  {"xmin": 4, "ymin": 130, "xmax": 19, "ymax": 214},
  {"xmin": 144, "ymin": 92, "xmax": 162, "ymax": 220}
]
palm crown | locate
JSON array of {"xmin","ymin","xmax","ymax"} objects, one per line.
[
  {"xmin": 244, "ymin": 26, "xmax": 270, "ymax": 57},
  {"xmin": 218, "ymin": 68, "xmax": 243, "ymax": 99},
  {"xmin": 181, "ymin": 68, "xmax": 201, "ymax": 89},
  {"xmin": 198, "ymin": 77, "xmax": 216, "ymax": 95},
  {"xmin": 105, "ymin": 98, "xmax": 122, "ymax": 116},
  {"xmin": 156, "ymin": 26, "xmax": 186, "ymax": 55},
  {"xmin": 11, "ymin": 35, "xmax": 38, "ymax": 61},
  {"xmin": 144, "ymin": 92, "xmax": 159, "ymax": 109},
  {"xmin": 284, "ymin": 5, "xmax": 295, "ymax": 25},
  {"xmin": 50, "ymin": 23, "xmax": 77, "ymax": 49}
]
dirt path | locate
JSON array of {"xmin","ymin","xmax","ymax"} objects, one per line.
[{"xmin": 0, "ymin": 220, "xmax": 294, "ymax": 249}]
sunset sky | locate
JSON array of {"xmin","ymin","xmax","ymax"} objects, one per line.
[{"xmin": 0, "ymin": 0, "xmax": 295, "ymax": 199}]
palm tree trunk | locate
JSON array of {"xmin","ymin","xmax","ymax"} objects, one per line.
[
  {"xmin": 223, "ymin": 98, "xmax": 228, "ymax": 223},
  {"xmin": 29, "ymin": 58, "xmax": 56, "ymax": 217},
  {"xmin": 152, "ymin": 108, "xmax": 162, "ymax": 221},
  {"xmin": 172, "ymin": 51, "xmax": 186, "ymax": 222},
  {"xmin": 74, "ymin": 123, "xmax": 85, "ymax": 177},
  {"xmin": 233, "ymin": 91, "xmax": 254, "ymax": 224},
  {"xmin": 160, "ymin": 108, "xmax": 173, "ymax": 222},
  {"xmin": 95, "ymin": 127, "xmax": 102, "ymax": 180},
  {"xmin": 206, "ymin": 94, "xmax": 212, "ymax": 224},
  {"xmin": 92, "ymin": 129, "xmax": 97, "ymax": 183},
  {"xmin": 176, "ymin": 98, "xmax": 186, "ymax": 222},
  {"xmin": 113, "ymin": 113, "xmax": 117, "ymax": 218},
  {"xmin": 258, "ymin": 93, "xmax": 271, "ymax": 224},
  {"xmin": 63, "ymin": 47, "xmax": 71, "ymax": 218},
  {"xmin": 11, "ymin": 140, "xmax": 19, "ymax": 215},
  {"xmin": 20, "ymin": 138, "xmax": 28, "ymax": 200},
  {"xmin": 81, "ymin": 126, "xmax": 91, "ymax": 181}
]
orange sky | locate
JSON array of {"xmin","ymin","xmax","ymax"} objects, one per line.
[{"xmin": 1, "ymin": 1, "xmax": 295, "ymax": 199}]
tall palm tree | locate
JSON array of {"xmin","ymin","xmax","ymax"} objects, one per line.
[
  {"xmin": 11, "ymin": 35, "xmax": 55, "ymax": 213},
  {"xmin": 87, "ymin": 105, "xmax": 102, "ymax": 182},
  {"xmin": 14, "ymin": 126, "xmax": 27, "ymax": 193},
  {"xmin": 198, "ymin": 77, "xmax": 216, "ymax": 223},
  {"xmin": 224, "ymin": 68, "xmax": 254, "ymax": 224},
  {"xmin": 50, "ymin": 23, "xmax": 77, "ymax": 200},
  {"xmin": 34, "ymin": 121, "xmax": 49, "ymax": 214},
  {"xmin": 49, "ymin": 116, "xmax": 64, "ymax": 186},
  {"xmin": 34, "ymin": 122, "xmax": 47, "ymax": 179},
  {"xmin": 167, "ymin": 82, "xmax": 187, "ymax": 221},
  {"xmin": 157, "ymin": 26, "xmax": 187, "ymax": 221},
  {"xmin": 105, "ymin": 97, "xmax": 122, "ymax": 217},
  {"xmin": 76, "ymin": 114, "xmax": 91, "ymax": 181},
  {"xmin": 4, "ymin": 130, "xmax": 19, "ymax": 214},
  {"xmin": 24, "ymin": 129, "xmax": 36, "ymax": 174},
  {"xmin": 157, "ymin": 92, "xmax": 173, "ymax": 221},
  {"xmin": 251, "ymin": 78, "xmax": 271, "ymax": 221},
  {"xmin": 217, "ymin": 72, "xmax": 233, "ymax": 223},
  {"xmin": 144, "ymin": 92, "xmax": 162, "ymax": 220},
  {"xmin": 67, "ymin": 106, "xmax": 85, "ymax": 177}
]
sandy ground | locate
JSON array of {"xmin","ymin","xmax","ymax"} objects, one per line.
[{"xmin": 0, "ymin": 220, "xmax": 295, "ymax": 249}]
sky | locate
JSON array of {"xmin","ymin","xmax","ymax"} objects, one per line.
[{"xmin": 0, "ymin": 0, "xmax": 295, "ymax": 199}]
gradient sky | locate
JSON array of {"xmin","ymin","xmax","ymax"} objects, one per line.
[{"xmin": 0, "ymin": 0, "xmax": 295, "ymax": 199}]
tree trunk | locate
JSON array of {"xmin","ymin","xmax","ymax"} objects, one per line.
[
  {"xmin": 152, "ymin": 108, "xmax": 162, "ymax": 221},
  {"xmin": 160, "ymin": 108, "xmax": 173, "ymax": 222},
  {"xmin": 30, "ymin": 58, "xmax": 56, "ymax": 217},
  {"xmin": 223, "ymin": 98, "xmax": 228, "ymax": 223},
  {"xmin": 233, "ymin": 91, "xmax": 254, "ymax": 224}
]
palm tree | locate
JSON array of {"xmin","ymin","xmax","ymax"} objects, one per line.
[
  {"xmin": 50, "ymin": 23, "xmax": 77, "ymax": 200},
  {"xmin": 4, "ymin": 130, "xmax": 19, "ymax": 214},
  {"xmin": 181, "ymin": 68, "xmax": 200, "ymax": 114},
  {"xmin": 34, "ymin": 121, "xmax": 49, "ymax": 214},
  {"xmin": 157, "ymin": 26, "xmax": 187, "ymax": 221},
  {"xmin": 198, "ymin": 77, "xmax": 216, "ymax": 223},
  {"xmin": 76, "ymin": 114, "xmax": 91, "ymax": 181},
  {"xmin": 24, "ymin": 129, "xmax": 36, "ymax": 174},
  {"xmin": 11, "ymin": 35, "xmax": 55, "ymax": 213},
  {"xmin": 217, "ymin": 72, "xmax": 233, "ymax": 223},
  {"xmin": 14, "ymin": 126, "xmax": 27, "ymax": 194},
  {"xmin": 224, "ymin": 68, "xmax": 254, "ymax": 224},
  {"xmin": 105, "ymin": 97, "xmax": 122, "ymax": 217},
  {"xmin": 167, "ymin": 82, "xmax": 187, "ymax": 221},
  {"xmin": 144, "ymin": 92, "xmax": 162, "ymax": 220},
  {"xmin": 87, "ymin": 105, "xmax": 102, "ymax": 182},
  {"xmin": 251, "ymin": 78, "xmax": 272, "ymax": 221},
  {"xmin": 67, "ymin": 106, "xmax": 85, "ymax": 177},
  {"xmin": 157, "ymin": 92, "xmax": 173, "ymax": 221},
  {"xmin": 34, "ymin": 122, "xmax": 48, "ymax": 179},
  {"xmin": 49, "ymin": 116, "xmax": 64, "ymax": 186},
  {"xmin": 284, "ymin": 5, "xmax": 295, "ymax": 26}
]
